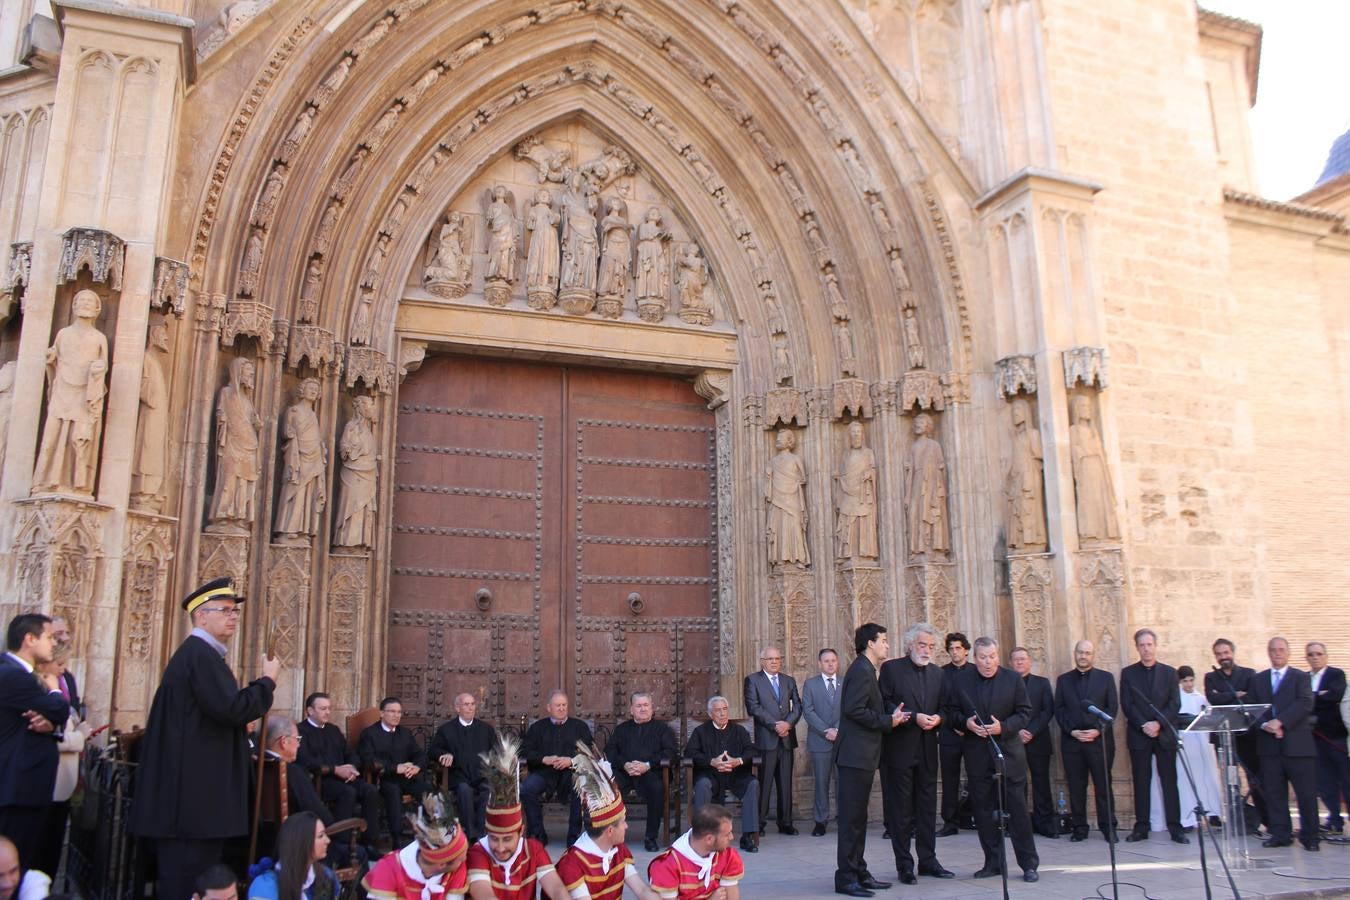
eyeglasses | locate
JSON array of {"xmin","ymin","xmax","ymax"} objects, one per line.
[
  {"xmin": 283, "ymin": 734, "xmax": 302, "ymax": 744},
  {"xmin": 199, "ymin": 606, "xmax": 242, "ymax": 617}
]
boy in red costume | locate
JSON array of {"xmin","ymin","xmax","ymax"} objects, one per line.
[{"xmin": 364, "ymin": 792, "xmax": 470, "ymax": 899}]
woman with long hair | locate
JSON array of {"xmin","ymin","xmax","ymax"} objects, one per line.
[{"xmin": 247, "ymin": 811, "xmax": 339, "ymax": 900}]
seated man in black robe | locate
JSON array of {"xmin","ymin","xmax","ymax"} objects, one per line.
[
  {"xmin": 297, "ymin": 691, "xmax": 381, "ymax": 853},
  {"xmin": 685, "ymin": 695, "xmax": 759, "ymax": 852},
  {"xmin": 520, "ymin": 691, "xmax": 593, "ymax": 846},
  {"xmin": 429, "ymin": 691, "xmax": 496, "ymax": 841},
  {"xmin": 358, "ymin": 696, "xmax": 428, "ymax": 847},
  {"xmin": 605, "ymin": 691, "xmax": 677, "ymax": 851},
  {"xmin": 263, "ymin": 714, "xmax": 367, "ymax": 867}
]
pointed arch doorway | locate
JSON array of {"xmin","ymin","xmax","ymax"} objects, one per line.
[{"xmin": 387, "ymin": 353, "xmax": 719, "ymax": 739}]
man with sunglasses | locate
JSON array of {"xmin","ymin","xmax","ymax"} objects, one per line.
[{"xmin": 130, "ymin": 577, "xmax": 280, "ymax": 900}]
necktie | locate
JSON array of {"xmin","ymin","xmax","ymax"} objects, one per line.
[
  {"xmin": 826, "ymin": 678, "xmax": 836, "ymax": 704},
  {"xmin": 770, "ymin": 675, "xmax": 780, "ymax": 700},
  {"xmin": 1272, "ymin": 669, "xmax": 1282, "ymax": 693}
]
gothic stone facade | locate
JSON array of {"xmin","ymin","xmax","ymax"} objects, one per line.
[{"xmin": 0, "ymin": 0, "xmax": 1345, "ymax": 746}]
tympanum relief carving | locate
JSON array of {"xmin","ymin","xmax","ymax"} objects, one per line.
[{"xmin": 423, "ymin": 212, "xmax": 472, "ymax": 299}]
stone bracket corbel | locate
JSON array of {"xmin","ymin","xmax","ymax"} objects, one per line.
[
  {"xmin": 398, "ymin": 340, "xmax": 427, "ymax": 382},
  {"xmin": 693, "ymin": 370, "xmax": 731, "ymax": 410}
]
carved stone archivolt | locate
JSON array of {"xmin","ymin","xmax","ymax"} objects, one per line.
[
  {"xmin": 33, "ymin": 290, "xmax": 108, "ymax": 497},
  {"xmin": 58, "ymin": 228, "xmax": 124, "ymax": 290}
]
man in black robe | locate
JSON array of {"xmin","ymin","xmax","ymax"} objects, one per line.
[
  {"xmin": 1120, "ymin": 628, "xmax": 1186, "ymax": 844},
  {"xmin": 1010, "ymin": 647, "xmax": 1058, "ymax": 838},
  {"xmin": 428, "ymin": 691, "xmax": 496, "ymax": 841},
  {"xmin": 1054, "ymin": 640, "xmax": 1119, "ymax": 841},
  {"xmin": 604, "ymin": 690, "xmax": 677, "ymax": 851},
  {"xmin": 297, "ymin": 691, "xmax": 381, "ymax": 852},
  {"xmin": 937, "ymin": 632, "xmax": 972, "ymax": 835},
  {"xmin": 358, "ymin": 696, "xmax": 428, "ymax": 847},
  {"xmin": 686, "ymin": 696, "xmax": 759, "ymax": 852},
  {"xmin": 520, "ymin": 691, "xmax": 592, "ymax": 846},
  {"xmin": 1205, "ymin": 638, "xmax": 1265, "ymax": 829},
  {"xmin": 129, "ymin": 577, "xmax": 278, "ymax": 900}
]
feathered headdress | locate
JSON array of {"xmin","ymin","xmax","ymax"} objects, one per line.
[
  {"xmin": 407, "ymin": 791, "xmax": 468, "ymax": 864},
  {"xmin": 570, "ymin": 741, "xmax": 626, "ymax": 829},
  {"xmin": 481, "ymin": 735, "xmax": 524, "ymax": 836}
]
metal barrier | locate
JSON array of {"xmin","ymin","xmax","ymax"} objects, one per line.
[{"xmin": 65, "ymin": 742, "xmax": 147, "ymax": 900}]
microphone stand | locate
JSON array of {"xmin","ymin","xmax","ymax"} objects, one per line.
[
  {"xmin": 1130, "ymin": 686, "xmax": 1241, "ymax": 900},
  {"xmin": 1083, "ymin": 702, "xmax": 1121, "ymax": 900},
  {"xmin": 963, "ymin": 689, "xmax": 1010, "ymax": 900}
]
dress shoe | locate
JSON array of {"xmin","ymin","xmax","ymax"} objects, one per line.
[
  {"xmin": 643, "ymin": 838, "xmax": 661, "ymax": 852},
  {"xmin": 917, "ymin": 864, "xmax": 955, "ymax": 879},
  {"xmin": 778, "ymin": 824, "xmax": 800, "ymax": 835},
  {"xmin": 972, "ymin": 866, "xmax": 1004, "ymax": 879},
  {"xmin": 1103, "ymin": 831, "xmax": 1120, "ymax": 843},
  {"xmin": 897, "ymin": 871, "xmax": 917, "ymax": 885},
  {"xmin": 1124, "ymin": 830, "xmax": 1149, "ymax": 843},
  {"xmin": 1023, "ymin": 869, "xmax": 1039, "ymax": 883},
  {"xmin": 1261, "ymin": 836, "xmax": 1292, "ymax": 848},
  {"xmin": 1169, "ymin": 829, "xmax": 1191, "ymax": 845},
  {"xmin": 881, "ymin": 828, "xmax": 891, "ymax": 840},
  {"xmin": 834, "ymin": 885, "xmax": 874, "ymax": 898},
  {"xmin": 739, "ymin": 835, "xmax": 759, "ymax": 853},
  {"xmin": 1070, "ymin": 832, "xmax": 1088, "ymax": 842},
  {"xmin": 1035, "ymin": 828, "xmax": 1059, "ymax": 839},
  {"xmin": 812, "ymin": 822, "xmax": 827, "ymax": 836},
  {"xmin": 858, "ymin": 876, "xmax": 891, "ymax": 890},
  {"xmin": 1301, "ymin": 840, "xmax": 1320, "ymax": 852},
  {"xmin": 1208, "ymin": 815, "xmax": 1223, "ymax": 828},
  {"xmin": 936, "ymin": 825, "xmax": 959, "ymax": 837}
]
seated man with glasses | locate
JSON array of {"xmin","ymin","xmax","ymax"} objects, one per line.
[
  {"xmin": 262, "ymin": 714, "xmax": 366, "ymax": 868},
  {"xmin": 359, "ymin": 696, "xmax": 428, "ymax": 849}
]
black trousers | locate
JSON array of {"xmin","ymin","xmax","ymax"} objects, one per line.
[
  {"xmin": 834, "ymin": 765, "xmax": 877, "ymax": 889},
  {"xmin": 155, "ymin": 837, "xmax": 223, "ymax": 900},
  {"xmin": 521, "ymin": 769, "xmax": 583, "ymax": 844},
  {"xmin": 377, "ymin": 774, "xmax": 427, "ymax": 844},
  {"xmin": 1026, "ymin": 751, "xmax": 1056, "ymax": 833},
  {"xmin": 1129, "ymin": 742, "xmax": 1181, "ymax": 832},
  {"xmin": 33, "ymin": 799, "xmax": 70, "ymax": 878},
  {"xmin": 450, "ymin": 777, "xmax": 491, "ymax": 839},
  {"xmin": 320, "ymin": 775, "xmax": 382, "ymax": 844},
  {"xmin": 882, "ymin": 762, "xmax": 938, "ymax": 875},
  {"xmin": 966, "ymin": 742, "xmax": 1038, "ymax": 873},
  {"xmin": 758, "ymin": 746, "xmax": 795, "ymax": 827},
  {"xmin": 939, "ymin": 741, "xmax": 966, "ymax": 827},
  {"xmin": 615, "ymin": 769, "xmax": 666, "ymax": 840},
  {"xmin": 1261, "ymin": 753, "xmax": 1320, "ymax": 843},
  {"xmin": 1063, "ymin": 738, "xmax": 1116, "ymax": 834},
  {"xmin": 0, "ymin": 805, "xmax": 46, "ymax": 874},
  {"xmin": 1235, "ymin": 734, "xmax": 1268, "ymax": 826},
  {"xmin": 1314, "ymin": 735, "xmax": 1350, "ymax": 828}
]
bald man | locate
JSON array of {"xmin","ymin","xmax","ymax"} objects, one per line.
[
  {"xmin": 1054, "ymin": 640, "xmax": 1119, "ymax": 841},
  {"xmin": 430, "ymin": 692, "xmax": 497, "ymax": 841},
  {"xmin": 0, "ymin": 835, "xmax": 50, "ymax": 900}
]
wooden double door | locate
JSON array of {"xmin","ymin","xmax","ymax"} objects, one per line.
[{"xmin": 388, "ymin": 355, "xmax": 719, "ymax": 737}]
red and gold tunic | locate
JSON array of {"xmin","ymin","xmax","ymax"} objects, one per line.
[
  {"xmin": 555, "ymin": 838, "xmax": 634, "ymax": 900},
  {"xmin": 362, "ymin": 843, "xmax": 469, "ymax": 900},
  {"xmin": 647, "ymin": 842, "xmax": 744, "ymax": 900},
  {"xmin": 466, "ymin": 837, "xmax": 554, "ymax": 900}
]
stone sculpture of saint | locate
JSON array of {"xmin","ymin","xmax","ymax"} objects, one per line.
[
  {"xmin": 274, "ymin": 377, "xmax": 327, "ymax": 539},
  {"xmin": 596, "ymin": 197, "xmax": 632, "ymax": 304},
  {"xmin": 423, "ymin": 212, "xmax": 471, "ymax": 298},
  {"xmin": 334, "ymin": 394, "xmax": 378, "ymax": 548},
  {"xmin": 835, "ymin": 421, "xmax": 878, "ymax": 561},
  {"xmin": 559, "ymin": 186, "xmax": 600, "ymax": 293},
  {"xmin": 765, "ymin": 427, "xmax": 810, "ymax": 566},
  {"xmin": 484, "ymin": 185, "xmax": 518, "ymax": 282},
  {"xmin": 238, "ymin": 231, "xmax": 264, "ymax": 296},
  {"xmin": 1006, "ymin": 397, "xmax": 1047, "ymax": 550},
  {"xmin": 676, "ymin": 244, "xmax": 713, "ymax": 326},
  {"xmin": 33, "ymin": 289, "xmax": 107, "ymax": 495},
  {"xmin": 635, "ymin": 207, "xmax": 671, "ymax": 320},
  {"xmin": 251, "ymin": 165, "xmax": 286, "ymax": 228},
  {"xmin": 0, "ymin": 361, "xmax": 15, "ymax": 481},
  {"xmin": 1069, "ymin": 394, "xmax": 1120, "ymax": 543},
  {"xmin": 903, "ymin": 412, "xmax": 950, "ymax": 560},
  {"xmin": 209, "ymin": 356, "xmax": 262, "ymax": 530},
  {"xmin": 131, "ymin": 316, "xmax": 171, "ymax": 509},
  {"xmin": 524, "ymin": 189, "xmax": 560, "ymax": 307}
]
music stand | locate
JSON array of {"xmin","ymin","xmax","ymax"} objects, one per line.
[{"xmin": 1185, "ymin": 703, "xmax": 1269, "ymax": 871}]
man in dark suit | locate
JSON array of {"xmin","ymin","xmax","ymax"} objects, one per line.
[
  {"xmin": 1011, "ymin": 647, "xmax": 1058, "ymax": 838},
  {"xmin": 944, "ymin": 637, "xmax": 1040, "ymax": 882},
  {"xmin": 1205, "ymin": 637, "xmax": 1265, "ymax": 829},
  {"xmin": 1248, "ymin": 636, "xmax": 1319, "ymax": 850},
  {"xmin": 834, "ymin": 622, "xmax": 905, "ymax": 897},
  {"xmin": 744, "ymin": 645, "xmax": 802, "ymax": 834},
  {"xmin": 429, "ymin": 691, "xmax": 497, "ymax": 842},
  {"xmin": 0, "ymin": 614, "xmax": 70, "ymax": 867},
  {"xmin": 263, "ymin": 714, "xmax": 365, "ymax": 868},
  {"xmin": 297, "ymin": 691, "xmax": 381, "ymax": 849},
  {"xmin": 604, "ymin": 690, "xmax": 676, "ymax": 851},
  {"xmin": 937, "ymin": 632, "xmax": 972, "ymax": 835},
  {"xmin": 520, "ymin": 690, "xmax": 592, "ymax": 845},
  {"xmin": 129, "ymin": 578, "xmax": 279, "ymax": 900},
  {"xmin": 1305, "ymin": 642, "xmax": 1350, "ymax": 835},
  {"xmin": 686, "ymin": 695, "xmax": 759, "ymax": 853},
  {"xmin": 1055, "ymin": 639, "xmax": 1120, "ymax": 841},
  {"xmin": 1120, "ymin": 627, "xmax": 1186, "ymax": 844},
  {"xmin": 878, "ymin": 622, "xmax": 953, "ymax": 884},
  {"xmin": 802, "ymin": 648, "xmax": 842, "ymax": 836},
  {"xmin": 358, "ymin": 695, "xmax": 429, "ymax": 847}
]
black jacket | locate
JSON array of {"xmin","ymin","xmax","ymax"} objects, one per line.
[
  {"xmin": 428, "ymin": 718, "xmax": 497, "ymax": 786},
  {"xmin": 523, "ymin": 717, "xmax": 593, "ymax": 769},
  {"xmin": 358, "ymin": 722, "xmax": 426, "ymax": 775},
  {"xmin": 0, "ymin": 654, "xmax": 70, "ymax": 807},
  {"xmin": 1311, "ymin": 667, "xmax": 1348, "ymax": 740},
  {"xmin": 296, "ymin": 719, "xmax": 359, "ymax": 776},
  {"xmin": 1247, "ymin": 667, "xmax": 1316, "ymax": 757},
  {"xmin": 1119, "ymin": 661, "xmax": 1180, "ymax": 751},
  {"xmin": 129, "ymin": 635, "xmax": 274, "ymax": 838},
  {"xmin": 605, "ymin": 719, "xmax": 676, "ymax": 771},
  {"xmin": 1204, "ymin": 665, "xmax": 1256, "ymax": 706},
  {"xmin": 878, "ymin": 657, "xmax": 944, "ymax": 771},
  {"xmin": 938, "ymin": 661, "xmax": 971, "ymax": 747},
  {"xmin": 943, "ymin": 665, "xmax": 1031, "ymax": 763},
  {"xmin": 1022, "ymin": 673, "xmax": 1055, "ymax": 758},
  {"xmin": 836, "ymin": 654, "xmax": 894, "ymax": 770},
  {"xmin": 685, "ymin": 720, "xmax": 754, "ymax": 792},
  {"xmin": 1054, "ymin": 668, "xmax": 1118, "ymax": 741}
]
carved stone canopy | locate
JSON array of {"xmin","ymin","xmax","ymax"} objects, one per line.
[
  {"xmin": 898, "ymin": 370, "xmax": 945, "ymax": 413},
  {"xmin": 995, "ymin": 354, "xmax": 1037, "ymax": 398},
  {"xmin": 1063, "ymin": 346, "xmax": 1108, "ymax": 390},
  {"xmin": 764, "ymin": 387, "xmax": 807, "ymax": 429},
  {"xmin": 346, "ymin": 345, "xmax": 393, "ymax": 394},
  {"xmin": 58, "ymin": 228, "xmax": 125, "ymax": 290},
  {"xmin": 152, "ymin": 257, "xmax": 191, "ymax": 317},
  {"xmin": 832, "ymin": 378, "xmax": 873, "ymax": 420},
  {"xmin": 0, "ymin": 242, "xmax": 31, "ymax": 323},
  {"xmin": 288, "ymin": 323, "xmax": 337, "ymax": 371},
  {"xmin": 221, "ymin": 298, "xmax": 275, "ymax": 353}
]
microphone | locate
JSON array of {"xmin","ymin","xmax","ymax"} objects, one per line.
[
  {"xmin": 1083, "ymin": 700, "xmax": 1114, "ymax": 724},
  {"xmin": 959, "ymin": 687, "xmax": 1003, "ymax": 760}
]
